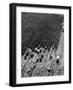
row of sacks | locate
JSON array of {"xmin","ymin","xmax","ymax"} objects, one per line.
[{"xmin": 21, "ymin": 43, "xmax": 64, "ymax": 77}]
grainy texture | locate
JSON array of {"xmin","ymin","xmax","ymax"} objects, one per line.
[{"xmin": 21, "ymin": 13, "xmax": 64, "ymax": 77}]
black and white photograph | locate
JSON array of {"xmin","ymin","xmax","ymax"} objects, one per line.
[
  {"xmin": 21, "ymin": 13, "xmax": 64, "ymax": 77},
  {"xmin": 10, "ymin": 3, "xmax": 71, "ymax": 87}
]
